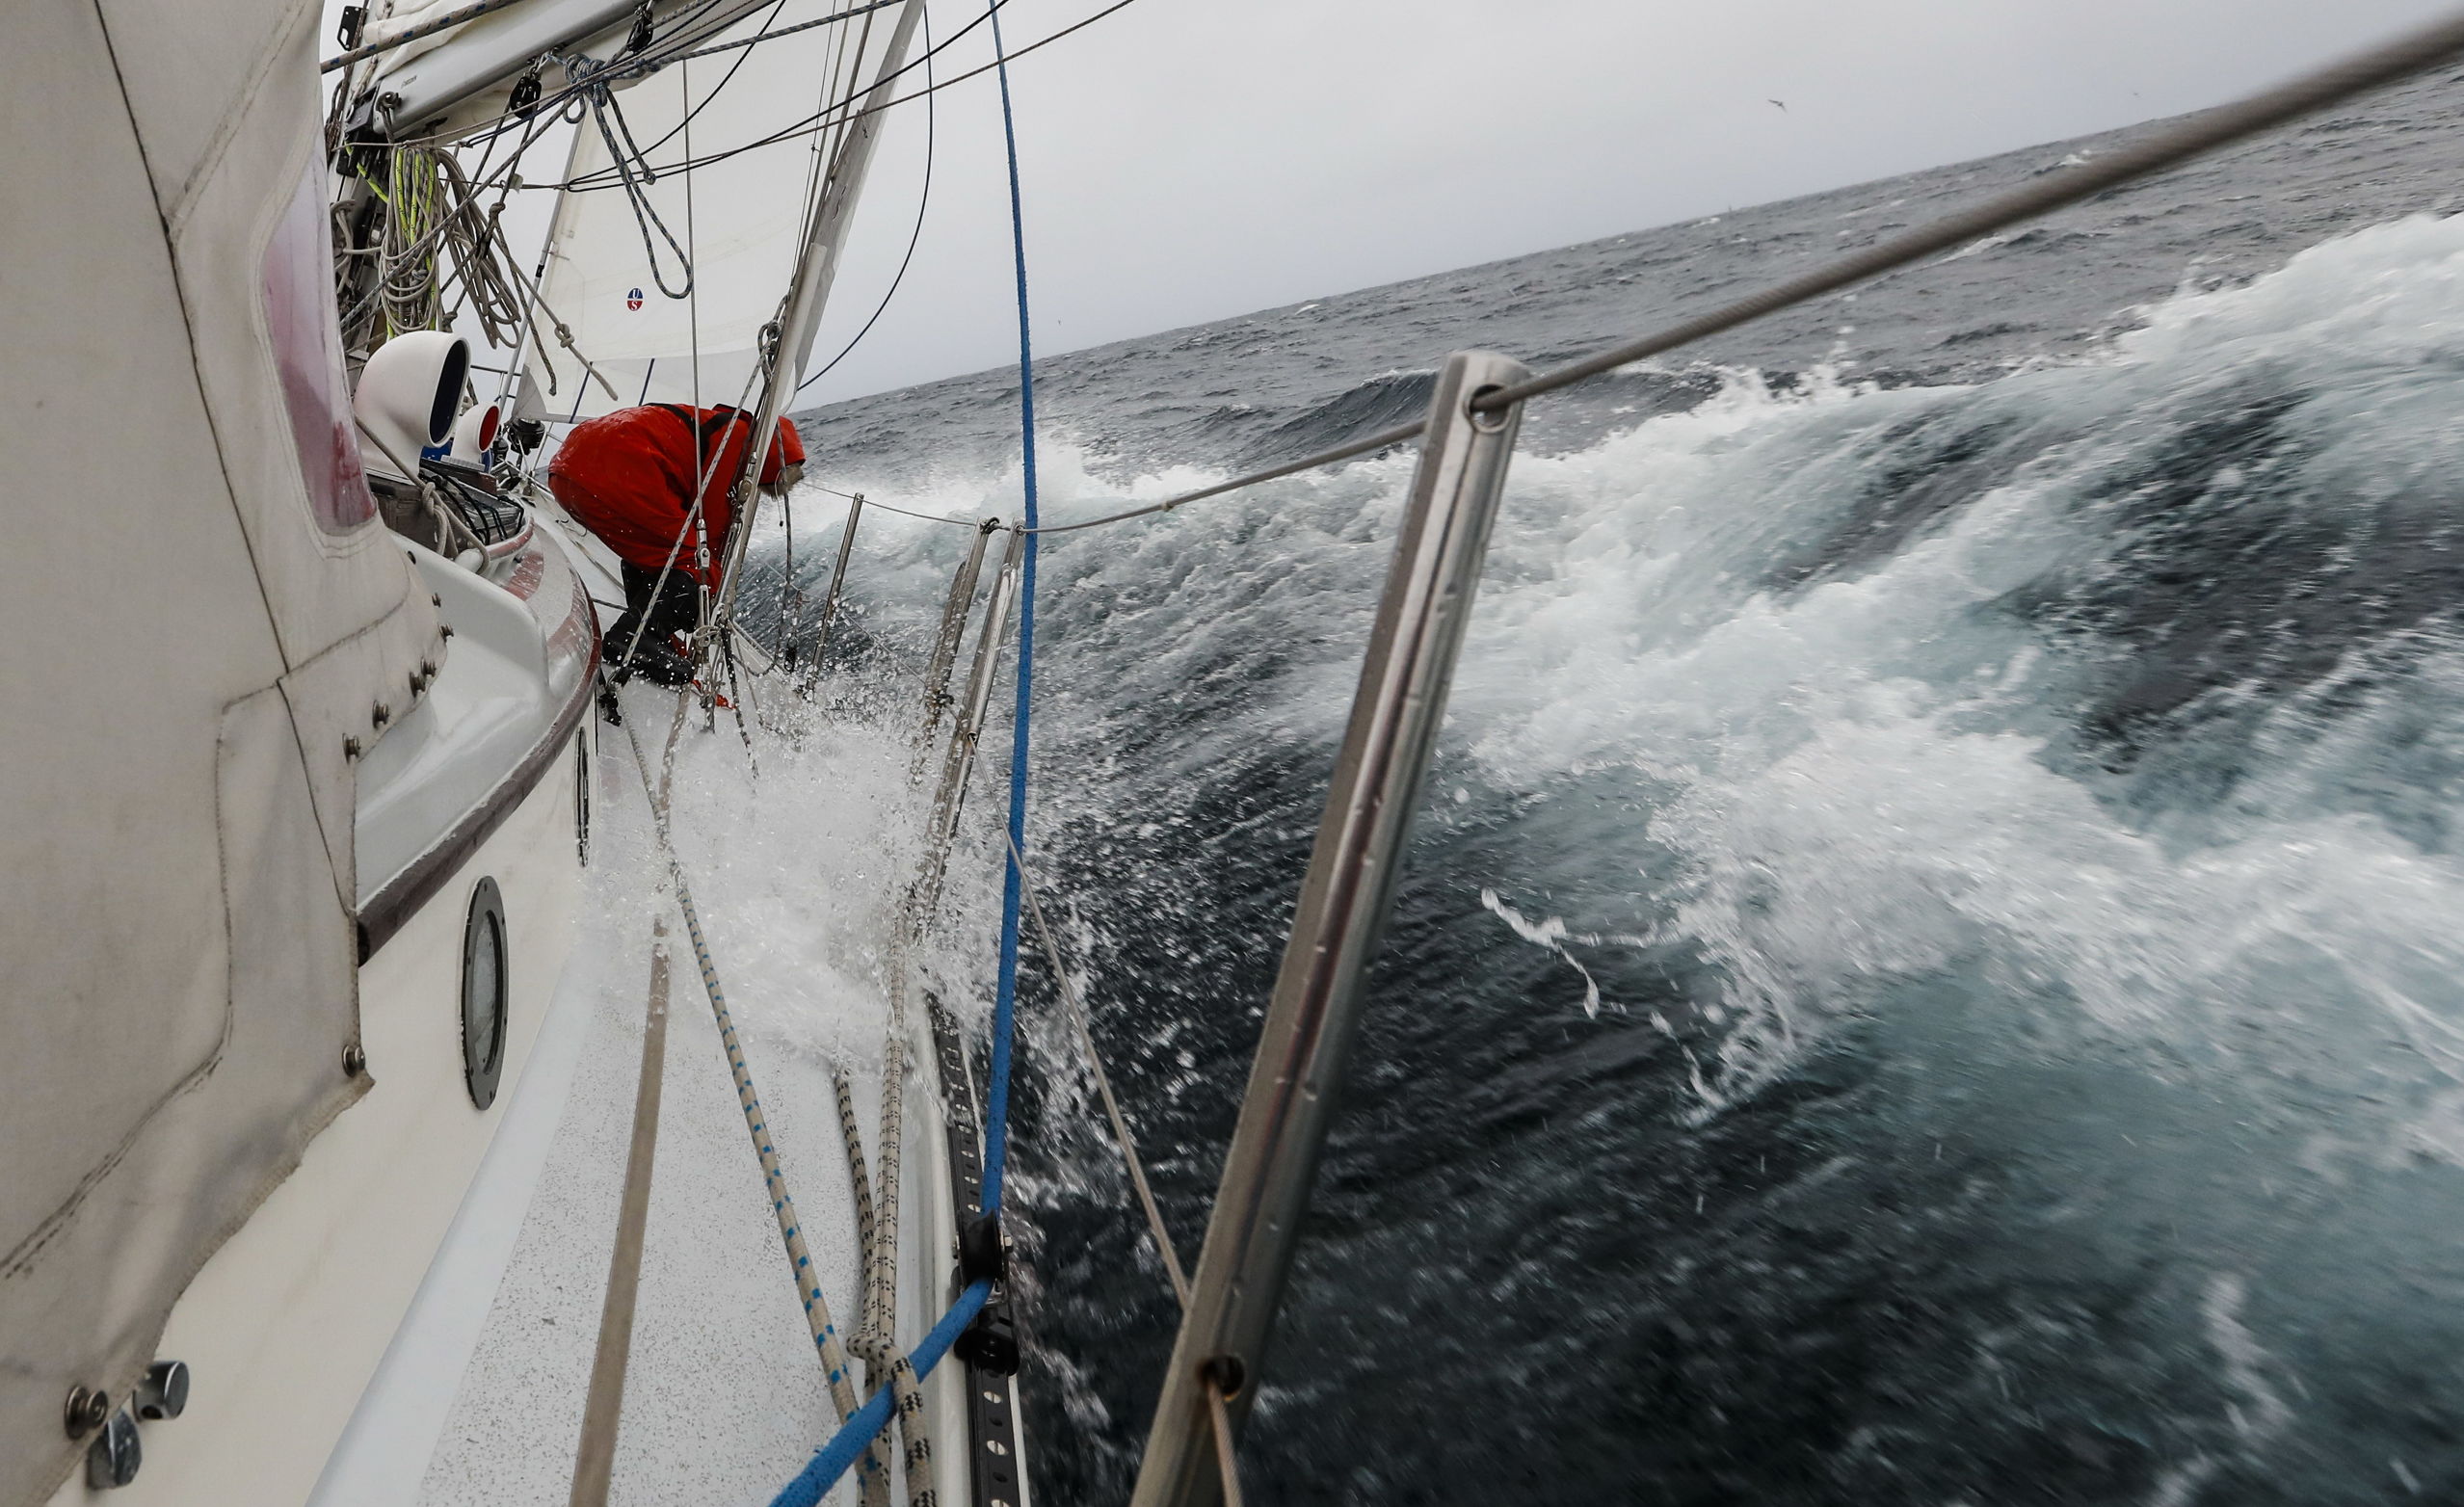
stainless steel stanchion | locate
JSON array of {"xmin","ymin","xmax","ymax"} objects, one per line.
[{"xmin": 1130, "ymin": 351, "xmax": 1532, "ymax": 1507}]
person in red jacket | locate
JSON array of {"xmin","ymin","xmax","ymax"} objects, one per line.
[{"xmin": 548, "ymin": 404, "xmax": 806, "ymax": 685}]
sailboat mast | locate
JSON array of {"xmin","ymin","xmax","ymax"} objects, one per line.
[{"xmin": 710, "ymin": 0, "xmax": 923, "ymax": 625}]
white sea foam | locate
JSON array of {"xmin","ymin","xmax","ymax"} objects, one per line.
[
  {"xmin": 803, "ymin": 215, "xmax": 2464, "ymax": 1145},
  {"xmin": 431, "ymin": 212, "xmax": 2464, "ymax": 1499}
]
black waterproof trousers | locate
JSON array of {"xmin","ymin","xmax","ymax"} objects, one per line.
[{"xmin": 607, "ymin": 562, "xmax": 701, "ymax": 686}]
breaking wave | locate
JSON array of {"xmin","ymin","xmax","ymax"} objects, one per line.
[{"xmin": 737, "ymin": 208, "xmax": 2464, "ymax": 1504}]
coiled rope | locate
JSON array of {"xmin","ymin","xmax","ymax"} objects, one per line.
[{"xmin": 566, "ymin": 56, "xmax": 697, "ymax": 299}]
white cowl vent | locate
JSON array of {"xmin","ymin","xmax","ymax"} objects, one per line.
[{"xmin": 354, "ymin": 330, "xmax": 469, "ymax": 480}]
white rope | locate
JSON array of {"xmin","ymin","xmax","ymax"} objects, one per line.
[
  {"xmin": 612, "ymin": 693, "xmax": 894, "ymax": 1496},
  {"xmin": 855, "ymin": 928, "xmax": 936, "ymax": 1507}
]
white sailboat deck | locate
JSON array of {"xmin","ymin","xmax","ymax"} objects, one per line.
[{"xmin": 419, "ymin": 702, "xmax": 970, "ymax": 1505}]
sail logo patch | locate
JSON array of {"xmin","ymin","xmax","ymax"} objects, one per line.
[{"xmin": 625, "ymin": 287, "xmax": 645, "ymax": 310}]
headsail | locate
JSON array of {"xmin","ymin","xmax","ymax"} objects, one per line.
[{"xmin": 520, "ymin": 0, "xmax": 888, "ymax": 422}]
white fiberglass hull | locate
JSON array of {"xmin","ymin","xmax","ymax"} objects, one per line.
[{"xmin": 45, "ymin": 749, "xmax": 590, "ymax": 1507}]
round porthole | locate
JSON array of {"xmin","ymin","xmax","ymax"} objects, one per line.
[
  {"xmin": 573, "ymin": 730, "xmax": 592, "ymax": 865},
  {"xmin": 462, "ymin": 877, "xmax": 509, "ymax": 1109}
]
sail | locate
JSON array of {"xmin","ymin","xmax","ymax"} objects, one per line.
[{"xmin": 521, "ymin": 0, "xmax": 879, "ymax": 422}]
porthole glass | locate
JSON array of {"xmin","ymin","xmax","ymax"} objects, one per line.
[{"xmin": 462, "ymin": 877, "xmax": 509, "ymax": 1109}]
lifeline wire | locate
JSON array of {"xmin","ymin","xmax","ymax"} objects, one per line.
[
  {"xmin": 806, "ymin": 484, "xmax": 981, "ymax": 528},
  {"xmin": 543, "ymin": 0, "xmax": 2464, "ymax": 1494},
  {"xmin": 1478, "ymin": 8, "xmax": 2464, "ymax": 411},
  {"xmin": 1023, "ymin": 420, "xmax": 1417, "ymax": 536},
  {"xmin": 1016, "ymin": 2, "xmax": 2464, "ymax": 539},
  {"xmin": 542, "ymin": 11, "xmax": 2464, "ymax": 1506}
]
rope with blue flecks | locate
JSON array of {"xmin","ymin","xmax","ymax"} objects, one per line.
[
  {"xmin": 762, "ymin": 4, "xmax": 1041, "ymax": 1500},
  {"xmin": 850, "ymin": 924, "xmax": 937, "ymax": 1507},
  {"xmin": 615, "ymin": 700, "xmax": 892, "ymax": 1498}
]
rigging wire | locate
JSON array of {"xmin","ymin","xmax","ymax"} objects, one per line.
[
  {"xmin": 591, "ymin": 0, "xmax": 793, "ymax": 165},
  {"xmin": 393, "ymin": 10, "xmax": 2464, "ymax": 1503},
  {"xmin": 555, "ymin": 0, "xmax": 1005, "ymax": 188},
  {"xmin": 326, "ymin": 0, "xmax": 861, "ymax": 399},
  {"xmin": 543, "ymin": 10, "xmax": 2464, "ymax": 1505},
  {"xmin": 790, "ymin": 0, "xmax": 868, "ymax": 249},
  {"xmin": 765, "ymin": 9, "xmax": 1040, "ymax": 1503},
  {"xmin": 362, "ymin": 0, "xmax": 796, "ymax": 156},
  {"xmin": 699, "ymin": 0, "xmax": 931, "ymax": 684},
  {"xmin": 773, "ymin": 0, "xmax": 939, "ymax": 648},
  {"xmin": 398, "ymin": 0, "xmax": 998, "ymax": 177},
  {"xmin": 652, "ymin": 0, "xmax": 906, "ymax": 69},
  {"xmin": 790, "ymin": 0, "xmax": 935, "ymax": 401},
  {"xmin": 685, "ymin": 50, "xmax": 704, "ymax": 413},
  {"xmin": 553, "ymin": 0, "xmax": 1140, "ymax": 193}
]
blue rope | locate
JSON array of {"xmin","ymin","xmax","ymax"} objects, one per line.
[
  {"xmin": 765, "ymin": 13, "xmax": 1039, "ymax": 1505},
  {"xmin": 981, "ymin": 0, "xmax": 1038, "ymax": 1216},
  {"xmin": 765, "ymin": 1280, "xmax": 994, "ymax": 1507}
]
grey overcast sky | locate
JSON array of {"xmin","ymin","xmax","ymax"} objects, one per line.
[
  {"xmin": 789, "ymin": 0, "xmax": 2461, "ymax": 404},
  {"xmin": 339, "ymin": 0, "xmax": 2461, "ymax": 402}
]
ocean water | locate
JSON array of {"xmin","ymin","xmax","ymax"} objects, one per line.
[{"xmin": 735, "ymin": 66, "xmax": 2464, "ymax": 1505}]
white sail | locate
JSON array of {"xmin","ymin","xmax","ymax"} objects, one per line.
[{"xmin": 522, "ymin": 0, "xmax": 882, "ymax": 421}]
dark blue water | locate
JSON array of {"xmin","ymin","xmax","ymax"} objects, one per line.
[{"xmin": 770, "ymin": 66, "xmax": 2464, "ymax": 1505}]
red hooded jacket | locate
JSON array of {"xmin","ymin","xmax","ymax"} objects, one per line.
[{"xmin": 547, "ymin": 405, "xmax": 806, "ymax": 584}]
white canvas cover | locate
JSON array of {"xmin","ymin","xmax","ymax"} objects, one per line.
[
  {"xmin": 522, "ymin": 0, "xmax": 863, "ymax": 421},
  {"xmin": 0, "ymin": 2, "xmax": 439, "ymax": 1500}
]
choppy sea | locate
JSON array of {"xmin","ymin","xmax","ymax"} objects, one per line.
[{"xmin": 748, "ymin": 66, "xmax": 2464, "ymax": 1504}]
